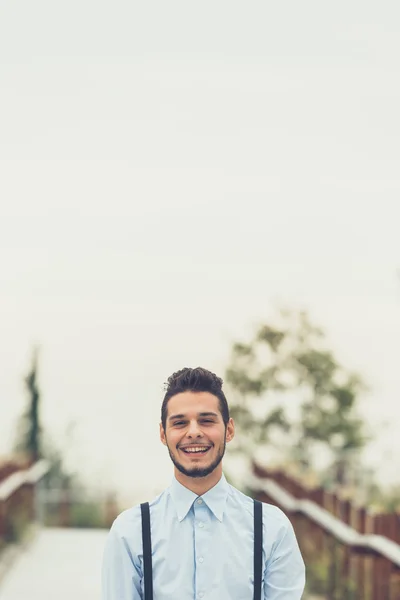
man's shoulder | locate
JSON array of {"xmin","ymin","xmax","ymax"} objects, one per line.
[
  {"xmin": 229, "ymin": 483, "xmax": 292, "ymax": 531},
  {"xmin": 111, "ymin": 488, "xmax": 167, "ymax": 535},
  {"xmin": 112, "ymin": 505, "xmax": 141, "ymax": 530}
]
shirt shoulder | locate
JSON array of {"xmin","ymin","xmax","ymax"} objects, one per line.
[
  {"xmin": 111, "ymin": 489, "xmax": 166, "ymax": 539},
  {"xmin": 229, "ymin": 484, "xmax": 291, "ymax": 538}
]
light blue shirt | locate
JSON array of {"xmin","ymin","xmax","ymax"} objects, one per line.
[{"xmin": 102, "ymin": 473, "xmax": 305, "ymax": 599}]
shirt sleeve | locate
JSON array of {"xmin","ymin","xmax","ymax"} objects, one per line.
[
  {"xmin": 102, "ymin": 518, "xmax": 143, "ymax": 600},
  {"xmin": 264, "ymin": 518, "xmax": 305, "ymax": 599}
]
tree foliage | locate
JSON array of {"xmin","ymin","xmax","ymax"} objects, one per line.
[
  {"xmin": 14, "ymin": 348, "xmax": 42, "ymax": 462},
  {"xmin": 225, "ymin": 309, "xmax": 369, "ymax": 484}
]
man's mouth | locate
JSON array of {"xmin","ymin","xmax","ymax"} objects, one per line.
[{"xmin": 179, "ymin": 445, "xmax": 211, "ymax": 456}]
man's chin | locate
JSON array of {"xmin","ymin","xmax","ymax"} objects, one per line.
[
  {"xmin": 172, "ymin": 454, "xmax": 224, "ymax": 478},
  {"xmin": 175, "ymin": 464, "xmax": 215, "ymax": 478}
]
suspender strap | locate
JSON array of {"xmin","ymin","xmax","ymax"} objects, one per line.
[
  {"xmin": 140, "ymin": 502, "xmax": 153, "ymax": 600},
  {"xmin": 253, "ymin": 499, "xmax": 263, "ymax": 600}
]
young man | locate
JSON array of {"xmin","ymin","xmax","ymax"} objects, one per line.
[{"xmin": 102, "ymin": 367, "xmax": 305, "ymax": 599}]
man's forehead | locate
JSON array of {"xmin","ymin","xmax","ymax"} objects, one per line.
[{"xmin": 167, "ymin": 391, "xmax": 220, "ymax": 415}]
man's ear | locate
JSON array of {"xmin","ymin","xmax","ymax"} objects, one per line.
[
  {"xmin": 225, "ymin": 418, "xmax": 235, "ymax": 443},
  {"xmin": 160, "ymin": 422, "xmax": 167, "ymax": 446}
]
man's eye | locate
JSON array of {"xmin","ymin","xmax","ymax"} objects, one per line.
[{"xmin": 172, "ymin": 419, "xmax": 215, "ymax": 426}]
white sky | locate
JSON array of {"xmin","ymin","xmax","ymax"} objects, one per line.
[{"xmin": 1, "ymin": 1, "xmax": 399, "ymax": 503}]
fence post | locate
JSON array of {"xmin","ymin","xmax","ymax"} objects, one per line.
[
  {"xmin": 59, "ymin": 488, "xmax": 70, "ymax": 527},
  {"xmin": 0, "ymin": 499, "xmax": 5, "ymax": 540}
]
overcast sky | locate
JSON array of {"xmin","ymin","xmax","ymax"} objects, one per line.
[{"xmin": 1, "ymin": 1, "xmax": 399, "ymax": 503}]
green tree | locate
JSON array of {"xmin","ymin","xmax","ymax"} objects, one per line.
[
  {"xmin": 14, "ymin": 348, "xmax": 42, "ymax": 462},
  {"xmin": 225, "ymin": 309, "xmax": 369, "ymax": 485}
]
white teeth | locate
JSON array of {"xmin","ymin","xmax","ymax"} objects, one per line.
[{"xmin": 182, "ymin": 447, "xmax": 210, "ymax": 453}]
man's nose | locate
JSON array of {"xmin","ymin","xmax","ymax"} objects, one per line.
[{"xmin": 187, "ymin": 420, "xmax": 202, "ymax": 436}]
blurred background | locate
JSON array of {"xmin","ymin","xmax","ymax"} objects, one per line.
[{"xmin": 0, "ymin": 1, "xmax": 399, "ymax": 598}]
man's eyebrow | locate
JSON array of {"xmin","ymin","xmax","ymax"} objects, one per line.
[
  {"xmin": 168, "ymin": 413, "xmax": 185, "ymax": 421},
  {"xmin": 168, "ymin": 412, "xmax": 219, "ymax": 421}
]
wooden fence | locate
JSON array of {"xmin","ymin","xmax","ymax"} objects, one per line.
[
  {"xmin": 250, "ymin": 462, "xmax": 400, "ymax": 600},
  {"xmin": 0, "ymin": 459, "xmax": 50, "ymax": 545},
  {"xmin": 0, "ymin": 460, "xmax": 118, "ymax": 537}
]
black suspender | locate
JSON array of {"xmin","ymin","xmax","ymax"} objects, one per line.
[
  {"xmin": 140, "ymin": 499, "xmax": 263, "ymax": 600},
  {"xmin": 140, "ymin": 503, "xmax": 153, "ymax": 600},
  {"xmin": 253, "ymin": 499, "xmax": 263, "ymax": 600}
]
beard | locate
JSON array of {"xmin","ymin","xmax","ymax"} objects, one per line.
[{"xmin": 167, "ymin": 438, "xmax": 226, "ymax": 478}]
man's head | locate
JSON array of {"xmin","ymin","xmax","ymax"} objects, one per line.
[{"xmin": 160, "ymin": 367, "xmax": 234, "ymax": 479}]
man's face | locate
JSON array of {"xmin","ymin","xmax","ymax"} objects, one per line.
[{"xmin": 160, "ymin": 391, "xmax": 234, "ymax": 478}]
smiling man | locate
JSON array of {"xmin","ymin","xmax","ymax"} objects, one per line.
[{"xmin": 102, "ymin": 367, "xmax": 305, "ymax": 599}]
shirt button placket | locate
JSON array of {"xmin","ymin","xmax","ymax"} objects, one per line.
[{"xmin": 194, "ymin": 498, "xmax": 208, "ymax": 600}]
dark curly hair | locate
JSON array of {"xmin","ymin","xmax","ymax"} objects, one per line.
[{"xmin": 161, "ymin": 367, "xmax": 230, "ymax": 430}]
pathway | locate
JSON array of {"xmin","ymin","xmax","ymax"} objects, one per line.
[{"xmin": 0, "ymin": 528, "xmax": 108, "ymax": 600}]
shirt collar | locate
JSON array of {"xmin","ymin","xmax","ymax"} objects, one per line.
[{"xmin": 168, "ymin": 473, "xmax": 231, "ymax": 523}]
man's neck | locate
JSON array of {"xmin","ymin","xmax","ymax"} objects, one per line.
[{"xmin": 174, "ymin": 465, "xmax": 223, "ymax": 496}]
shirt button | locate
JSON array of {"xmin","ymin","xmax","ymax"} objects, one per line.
[
  {"xmin": 197, "ymin": 498, "xmax": 203, "ymax": 504},
  {"xmin": 198, "ymin": 521, "xmax": 204, "ymax": 528},
  {"xmin": 198, "ymin": 593, "xmax": 204, "ymax": 599},
  {"xmin": 198, "ymin": 556, "xmax": 204, "ymax": 563}
]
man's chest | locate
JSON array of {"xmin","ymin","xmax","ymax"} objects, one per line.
[{"xmin": 139, "ymin": 514, "xmax": 265, "ymax": 600}]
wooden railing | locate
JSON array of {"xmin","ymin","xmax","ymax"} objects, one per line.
[
  {"xmin": 0, "ymin": 459, "xmax": 50, "ymax": 544},
  {"xmin": 249, "ymin": 463, "xmax": 400, "ymax": 600},
  {"xmin": 0, "ymin": 458, "xmax": 118, "ymax": 537}
]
